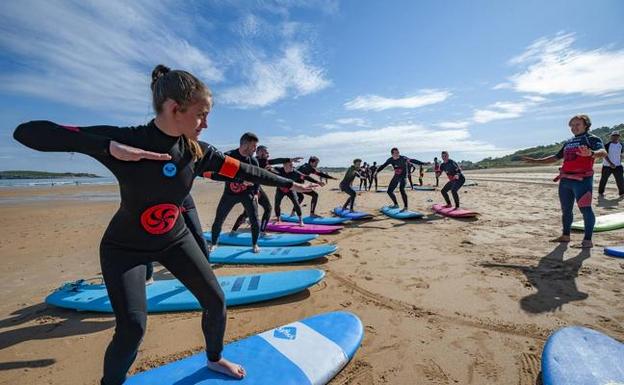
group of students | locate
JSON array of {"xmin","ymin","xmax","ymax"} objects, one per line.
[
  {"xmin": 12, "ymin": 62, "xmax": 623, "ymax": 385},
  {"xmin": 356, "ymin": 159, "xmax": 432, "ymax": 192},
  {"xmin": 338, "ymin": 148, "xmax": 465, "ymax": 213},
  {"xmin": 206, "ymin": 133, "xmax": 335, "ymax": 253}
]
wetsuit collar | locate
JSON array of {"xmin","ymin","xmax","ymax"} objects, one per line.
[{"xmin": 151, "ymin": 119, "xmax": 182, "ymax": 140}]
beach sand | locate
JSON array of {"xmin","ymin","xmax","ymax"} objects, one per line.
[{"xmin": 0, "ymin": 166, "xmax": 623, "ymax": 384}]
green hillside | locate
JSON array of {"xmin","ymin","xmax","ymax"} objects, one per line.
[{"xmin": 471, "ymin": 123, "xmax": 624, "ymax": 169}]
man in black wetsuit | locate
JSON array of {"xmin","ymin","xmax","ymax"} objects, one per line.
[
  {"xmin": 207, "ymin": 133, "xmax": 264, "ymax": 253},
  {"xmin": 273, "ymin": 159, "xmax": 319, "ymax": 225},
  {"xmin": 375, "ymin": 148, "xmax": 426, "ymax": 211},
  {"xmin": 296, "ymin": 156, "xmax": 336, "ymax": 217},
  {"xmin": 439, "ymin": 151, "xmax": 466, "ymax": 208},
  {"xmin": 368, "ymin": 161, "xmax": 378, "ymax": 191},
  {"xmin": 231, "ymin": 145, "xmax": 302, "ymax": 230}
]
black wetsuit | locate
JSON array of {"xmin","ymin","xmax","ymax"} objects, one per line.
[
  {"xmin": 340, "ymin": 166, "xmax": 361, "ymax": 211},
  {"xmin": 13, "ymin": 120, "xmax": 293, "ymax": 385},
  {"xmin": 407, "ymin": 163, "xmax": 416, "ymax": 189},
  {"xmin": 232, "ymin": 157, "xmax": 290, "ymax": 230},
  {"xmin": 359, "ymin": 166, "xmax": 369, "ymax": 191},
  {"xmin": 368, "ymin": 164, "xmax": 378, "ymax": 190},
  {"xmin": 296, "ymin": 163, "xmax": 335, "ymax": 215},
  {"xmin": 440, "ymin": 159, "xmax": 465, "ymax": 208},
  {"xmin": 208, "ymin": 148, "xmax": 260, "ymax": 246},
  {"xmin": 377, "ymin": 156, "xmax": 425, "ymax": 208},
  {"xmin": 273, "ymin": 167, "xmax": 316, "ymax": 218}
]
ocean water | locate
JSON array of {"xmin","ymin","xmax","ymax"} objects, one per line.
[{"xmin": 0, "ymin": 177, "xmax": 117, "ymax": 188}]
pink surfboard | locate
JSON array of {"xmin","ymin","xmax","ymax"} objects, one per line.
[
  {"xmin": 432, "ymin": 203, "xmax": 478, "ymax": 218},
  {"xmin": 265, "ymin": 222, "xmax": 343, "ymax": 234}
]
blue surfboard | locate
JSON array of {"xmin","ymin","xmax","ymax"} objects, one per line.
[
  {"xmin": 279, "ymin": 214, "xmax": 349, "ymax": 225},
  {"xmin": 380, "ymin": 205, "xmax": 424, "ymax": 219},
  {"xmin": 125, "ymin": 311, "xmax": 364, "ymax": 385},
  {"xmin": 204, "ymin": 232, "xmax": 318, "ymax": 247},
  {"xmin": 210, "ymin": 245, "xmax": 337, "ymax": 264},
  {"xmin": 45, "ymin": 269, "xmax": 325, "ymax": 313},
  {"xmin": 542, "ymin": 326, "xmax": 624, "ymax": 385},
  {"xmin": 605, "ymin": 245, "xmax": 624, "ymax": 258},
  {"xmin": 332, "ymin": 207, "xmax": 372, "ymax": 220}
]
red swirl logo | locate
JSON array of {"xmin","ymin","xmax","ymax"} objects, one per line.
[
  {"xmin": 229, "ymin": 182, "xmax": 248, "ymax": 193},
  {"xmin": 140, "ymin": 204, "xmax": 180, "ymax": 235},
  {"xmin": 279, "ymin": 187, "xmax": 290, "ymax": 193}
]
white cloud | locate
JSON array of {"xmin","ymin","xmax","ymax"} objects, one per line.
[
  {"xmin": 219, "ymin": 44, "xmax": 330, "ymax": 108},
  {"xmin": 335, "ymin": 118, "xmax": 369, "ymax": 126},
  {"xmin": 436, "ymin": 121, "xmax": 470, "ymax": 129},
  {"xmin": 473, "ymin": 101, "xmax": 531, "ymax": 124},
  {"xmin": 505, "ymin": 32, "xmax": 624, "ymax": 95},
  {"xmin": 344, "ymin": 90, "xmax": 452, "ymax": 111},
  {"xmin": 260, "ymin": 123, "xmax": 502, "ymax": 165},
  {"xmin": 0, "ymin": 0, "xmax": 222, "ymax": 117}
]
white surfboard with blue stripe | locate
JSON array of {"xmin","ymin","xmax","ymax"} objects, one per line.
[{"xmin": 124, "ymin": 311, "xmax": 364, "ymax": 384}]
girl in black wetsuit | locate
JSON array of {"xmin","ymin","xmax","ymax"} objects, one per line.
[
  {"xmin": 13, "ymin": 65, "xmax": 313, "ymax": 385},
  {"xmin": 375, "ymin": 148, "xmax": 425, "ymax": 211}
]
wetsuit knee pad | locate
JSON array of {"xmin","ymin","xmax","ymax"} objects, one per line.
[{"xmin": 577, "ymin": 191, "xmax": 592, "ymax": 208}]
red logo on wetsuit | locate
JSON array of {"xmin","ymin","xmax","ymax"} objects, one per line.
[
  {"xmin": 279, "ymin": 187, "xmax": 290, "ymax": 193},
  {"xmin": 140, "ymin": 203, "xmax": 180, "ymax": 235},
  {"xmin": 229, "ymin": 182, "xmax": 248, "ymax": 193},
  {"xmin": 561, "ymin": 146, "xmax": 594, "ymax": 173},
  {"xmin": 394, "ymin": 168, "xmax": 403, "ymax": 175}
]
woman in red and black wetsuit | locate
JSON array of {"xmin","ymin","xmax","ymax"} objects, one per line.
[
  {"xmin": 522, "ymin": 114, "xmax": 607, "ymax": 248},
  {"xmin": 13, "ymin": 65, "xmax": 312, "ymax": 384}
]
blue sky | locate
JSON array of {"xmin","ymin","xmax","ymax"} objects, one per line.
[{"xmin": 1, "ymin": 0, "xmax": 623, "ymax": 174}]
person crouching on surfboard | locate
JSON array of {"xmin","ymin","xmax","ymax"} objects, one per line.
[
  {"xmin": 439, "ymin": 151, "xmax": 465, "ymax": 209},
  {"xmin": 340, "ymin": 159, "xmax": 363, "ymax": 212},
  {"xmin": 522, "ymin": 114, "xmax": 607, "ymax": 248},
  {"xmin": 271, "ymin": 159, "xmax": 319, "ymax": 226}
]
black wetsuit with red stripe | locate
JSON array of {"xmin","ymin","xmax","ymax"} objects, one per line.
[
  {"xmin": 377, "ymin": 156, "xmax": 425, "ymax": 207},
  {"xmin": 13, "ymin": 120, "xmax": 292, "ymax": 385},
  {"xmin": 273, "ymin": 167, "xmax": 317, "ymax": 219}
]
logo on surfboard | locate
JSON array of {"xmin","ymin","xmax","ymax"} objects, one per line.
[{"xmin": 274, "ymin": 326, "xmax": 297, "ymax": 340}]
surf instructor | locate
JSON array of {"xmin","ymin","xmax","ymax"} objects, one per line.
[{"xmin": 522, "ymin": 114, "xmax": 606, "ymax": 248}]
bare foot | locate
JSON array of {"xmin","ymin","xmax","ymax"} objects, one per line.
[
  {"xmin": 145, "ymin": 277, "xmax": 154, "ymax": 286},
  {"xmin": 252, "ymin": 244, "xmax": 260, "ymax": 253},
  {"xmin": 443, "ymin": 204, "xmax": 452, "ymax": 208},
  {"xmin": 206, "ymin": 358, "xmax": 246, "ymax": 379},
  {"xmin": 209, "ymin": 244, "xmax": 218, "ymax": 252},
  {"xmin": 400, "ymin": 207, "xmax": 408, "ymax": 212},
  {"xmin": 298, "ymin": 221, "xmax": 305, "ymax": 227},
  {"xmin": 549, "ymin": 235, "xmax": 571, "ymax": 243}
]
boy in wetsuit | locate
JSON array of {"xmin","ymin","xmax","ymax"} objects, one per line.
[
  {"xmin": 418, "ymin": 164, "xmax": 424, "ymax": 186},
  {"xmin": 369, "ymin": 161, "xmax": 378, "ymax": 191},
  {"xmin": 439, "ymin": 151, "xmax": 465, "ymax": 209},
  {"xmin": 208, "ymin": 132, "xmax": 263, "ymax": 253},
  {"xmin": 375, "ymin": 148, "xmax": 425, "ymax": 211},
  {"xmin": 340, "ymin": 159, "xmax": 362, "ymax": 211}
]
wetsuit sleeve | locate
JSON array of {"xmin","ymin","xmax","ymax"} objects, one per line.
[
  {"xmin": 268, "ymin": 158, "xmax": 292, "ymax": 165},
  {"xmin": 376, "ymin": 158, "xmax": 391, "ymax": 173},
  {"xmin": 313, "ymin": 169, "xmax": 336, "ymax": 179},
  {"xmin": 296, "ymin": 170, "xmax": 319, "ymax": 184},
  {"xmin": 196, "ymin": 143, "xmax": 293, "ymax": 188},
  {"xmin": 13, "ymin": 120, "xmax": 124, "ymax": 158},
  {"xmin": 408, "ymin": 158, "xmax": 426, "ymax": 165},
  {"xmin": 587, "ymin": 136, "xmax": 604, "ymax": 151}
]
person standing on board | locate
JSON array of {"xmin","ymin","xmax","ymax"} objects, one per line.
[
  {"xmin": 522, "ymin": 114, "xmax": 607, "ymax": 248},
  {"xmin": 340, "ymin": 159, "xmax": 363, "ymax": 212},
  {"xmin": 439, "ymin": 151, "xmax": 465, "ymax": 208},
  {"xmin": 13, "ymin": 64, "xmax": 315, "ymax": 384}
]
